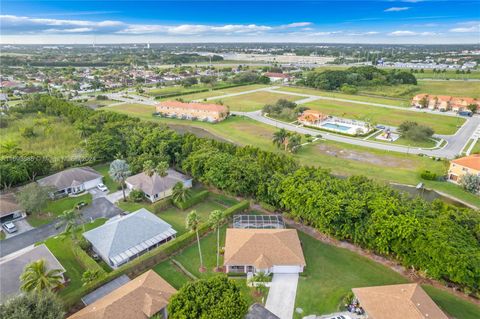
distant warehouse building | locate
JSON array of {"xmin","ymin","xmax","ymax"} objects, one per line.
[
  {"xmin": 264, "ymin": 72, "xmax": 291, "ymax": 83},
  {"xmin": 155, "ymin": 100, "xmax": 229, "ymax": 123}
]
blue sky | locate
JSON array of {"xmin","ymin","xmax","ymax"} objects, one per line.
[{"xmin": 1, "ymin": 1, "xmax": 479, "ymax": 44}]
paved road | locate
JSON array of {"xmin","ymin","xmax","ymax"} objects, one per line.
[
  {"xmin": 105, "ymin": 85, "xmax": 480, "ymax": 159},
  {"xmin": 0, "ymin": 198, "xmax": 122, "ymax": 258},
  {"xmin": 265, "ymin": 273, "xmax": 299, "ymax": 319}
]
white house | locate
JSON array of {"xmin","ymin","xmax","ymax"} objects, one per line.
[
  {"xmin": 37, "ymin": 167, "xmax": 103, "ymax": 198},
  {"xmin": 125, "ymin": 169, "xmax": 192, "ymax": 203},
  {"xmin": 224, "ymin": 228, "xmax": 306, "ymax": 274},
  {"xmin": 264, "ymin": 72, "xmax": 291, "ymax": 83}
]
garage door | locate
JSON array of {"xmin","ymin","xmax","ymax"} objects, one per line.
[
  {"xmin": 84, "ymin": 177, "xmax": 103, "ymax": 190},
  {"xmin": 271, "ymin": 265, "xmax": 302, "ymax": 273}
]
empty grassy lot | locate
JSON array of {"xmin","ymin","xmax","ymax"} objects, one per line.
[
  {"xmin": 212, "ymin": 91, "xmax": 303, "ymax": 112},
  {"xmin": 275, "ymin": 86, "xmax": 409, "ymax": 107},
  {"xmin": 304, "ymin": 99, "xmax": 464, "ymax": 135},
  {"xmin": 1, "ymin": 114, "xmax": 83, "ymax": 158},
  {"xmin": 177, "ymin": 84, "xmax": 270, "ymax": 101},
  {"xmin": 104, "ymin": 106, "xmax": 479, "ymax": 208},
  {"xmin": 295, "ymin": 231, "xmax": 480, "ymax": 319}
]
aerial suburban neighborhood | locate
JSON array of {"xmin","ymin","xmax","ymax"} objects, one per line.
[{"xmin": 0, "ymin": 1, "xmax": 479, "ymax": 319}]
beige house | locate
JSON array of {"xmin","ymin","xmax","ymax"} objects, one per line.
[
  {"xmin": 352, "ymin": 283, "xmax": 448, "ymax": 319},
  {"xmin": 125, "ymin": 169, "xmax": 192, "ymax": 203},
  {"xmin": 412, "ymin": 94, "xmax": 479, "ymax": 113},
  {"xmin": 68, "ymin": 270, "xmax": 176, "ymax": 319},
  {"xmin": 297, "ymin": 110, "xmax": 328, "ymax": 126},
  {"xmin": 224, "ymin": 228, "xmax": 306, "ymax": 274},
  {"xmin": 156, "ymin": 100, "xmax": 229, "ymax": 122},
  {"xmin": 447, "ymin": 154, "xmax": 480, "ymax": 184}
]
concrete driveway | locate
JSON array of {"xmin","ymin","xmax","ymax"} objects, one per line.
[
  {"xmin": 81, "ymin": 197, "xmax": 123, "ymax": 222},
  {"xmin": 265, "ymin": 273, "xmax": 299, "ymax": 319},
  {"xmin": 105, "ymin": 189, "xmax": 130, "ymax": 204}
]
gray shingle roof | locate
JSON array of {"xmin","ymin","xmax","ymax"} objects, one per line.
[
  {"xmin": 83, "ymin": 209, "xmax": 176, "ymax": 264},
  {"xmin": 125, "ymin": 169, "xmax": 190, "ymax": 196},
  {"xmin": 0, "ymin": 244, "xmax": 65, "ymax": 303},
  {"xmin": 37, "ymin": 166, "xmax": 102, "ymax": 190}
]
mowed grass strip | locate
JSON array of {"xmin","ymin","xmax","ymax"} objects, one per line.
[
  {"xmin": 417, "ymin": 80, "xmax": 480, "ymax": 98},
  {"xmin": 212, "ymin": 91, "xmax": 304, "ymax": 112},
  {"xmin": 304, "ymin": 99, "xmax": 464, "ymax": 135}
]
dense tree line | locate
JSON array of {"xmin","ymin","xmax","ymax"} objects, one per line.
[
  {"xmin": 302, "ymin": 66, "xmax": 417, "ymax": 91},
  {"xmin": 7, "ymin": 95, "xmax": 480, "ymax": 296}
]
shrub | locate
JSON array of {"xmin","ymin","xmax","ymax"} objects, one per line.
[
  {"xmin": 152, "ymin": 198, "xmax": 172, "ymax": 213},
  {"xmin": 420, "ymin": 170, "xmax": 438, "ymax": 181},
  {"xmin": 259, "ymin": 201, "xmax": 276, "ymax": 212},
  {"xmin": 175, "ymin": 190, "xmax": 209, "ymax": 210},
  {"xmin": 128, "ymin": 189, "xmax": 145, "ymax": 202},
  {"xmin": 71, "ymin": 244, "xmax": 106, "ymax": 276},
  {"xmin": 78, "ymin": 237, "xmax": 92, "ymax": 251}
]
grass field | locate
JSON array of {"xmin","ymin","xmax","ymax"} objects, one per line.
[
  {"xmin": 150, "ymin": 83, "xmax": 269, "ymax": 100},
  {"xmin": 104, "ymin": 105, "xmax": 479, "ymax": 207},
  {"xmin": 295, "ymin": 231, "xmax": 480, "ymax": 319},
  {"xmin": 212, "ymin": 91, "xmax": 303, "ymax": 112},
  {"xmin": 304, "ymin": 99, "xmax": 464, "ymax": 135},
  {"xmin": 414, "ymin": 70, "xmax": 480, "ymax": 80},
  {"xmin": 43, "ymin": 218, "xmax": 106, "ymax": 296},
  {"xmin": 27, "ymin": 193, "xmax": 93, "ymax": 227},
  {"xmin": 470, "ymin": 139, "xmax": 480, "ymax": 154},
  {"xmin": 176, "ymin": 84, "xmax": 270, "ymax": 102},
  {"xmin": 92, "ymin": 163, "xmax": 118, "ymax": 193},
  {"xmin": 0, "ymin": 114, "xmax": 84, "ymax": 159},
  {"xmin": 276, "ymin": 86, "xmax": 409, "ymax": 107},
  {"xmin": 117, "ymin": 192, "xmax": 237, "ymax": 236}
]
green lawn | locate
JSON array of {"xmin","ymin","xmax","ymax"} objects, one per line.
[
  {"xmin": 211, "ymin": 91, "xmax": 303, "ymax": 112},
  {"xmin": 294, "ymin": 231, "xmax": 480, "ymax": 319},
  {"xmin": 276, "ymin": 86, "xmax": 409, "ymax": 107},
  {"xmin": 92, "ymin": 162, "xmax": 118, "ymax": 193},
  {"xmin": 43, "ymin": 218, "xmax": 107, "ymax": 296},
  {"xmin": 470, "ymin": 139, "xmax": 480, "ymax": 154},
  {"xmin": 118, "ymin": 192, "xmax": 238, "ymax": 236},
  {"xmin": 304, "ymin": 99, "xmax": 464, "ymax": 135},
  {"xmin": 0, "ymin": 230, "xmax": 5, "ymax": 240},
  {"xmin": 104, "ymin": 105, "xmax": 479, "ymax": 208},
  {"xmin": 171, "ymin": 84, "xmax": 270, "ymax": 102},
  {"xmin": 367, "ymin": 134, "xmax": 439, "ymax": 149},
  {"xmin": 417, "ymin": 80, "xmax": 480, "ymax": 98},
  {"xmin": 0, "ymin": 114, "xmax": 84, "ymax": 159},
  {"xmin": 414, "ymin": 70, "xmax": 480, "ymax": 80},
  {"xmin": 27, "ymin": 193, "xmax": 93, "ymax": 227}
]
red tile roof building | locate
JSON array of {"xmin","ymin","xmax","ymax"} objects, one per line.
[
  {"xmin": 297, "ymin": 110, "xmax": 329, "ymax": 125},
  {"xmin": 156, "ymin": 100, "xmax": 229, "ymax": 123},
  {"xmin": 412, "ymin": 94, "xmax": 479, "ymax": 113}
]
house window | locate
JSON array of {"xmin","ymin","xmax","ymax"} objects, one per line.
[
  {"xmin": 229, "ymin": 266, "xmax": 245, "ymax": 272},
  {"xmin": 462, "ymin": 168, "xmax": 469, "ymax": 172}
]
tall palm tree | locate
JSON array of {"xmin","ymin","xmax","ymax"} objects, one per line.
[
  {"xmin": 55, "ymin": 209, "xmax": 82, "ymax": 238},
  {"xmin": 286, "ymin": 133, "xmax": 302, "ymax": 153},
  {"xmin": 20, "ymin": 259, "xmax": 64, "ymax": 292},
  {"xmin": 272, "ymin": 128, "xmax": 288, "ymax": 149},
  {"xmin": 208, "ymin": 210, "xmax": 225, "ymax": 271},
  {"xmin": 109, "ymin": 159, "xmax": 131, "ymax": 201},
  {"xmin": 156, "ymin": 161, "xmax": 169, "ymax": 177},
  {"xmin": 172, "ymin": 182, "xmax": 191, "ymax": 205},
  {"xmin": 186, "ymin": 210, "xmax": 204, "ymax": 272}
]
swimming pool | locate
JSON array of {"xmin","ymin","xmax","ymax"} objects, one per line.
[{"xmin": 321, "ymin": 122, "xmax": 352, "ymax": 132}]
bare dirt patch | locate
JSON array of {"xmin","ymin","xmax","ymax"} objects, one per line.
[{"xmin": 315, "ymin": 143, "xmax": 416, "ymax": 168}]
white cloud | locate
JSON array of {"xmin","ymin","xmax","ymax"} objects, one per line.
[
  {"xmin": 348, "ymin": 31, "xmax": 380, "ymax": 36},
  {"xmin": 384, "ymin": 7, "xmax": 410, "ymax": 12},
  {"xmin": 281, "ymin": 22, "xmax": 312, "ymax": 28},
  {"xmin": 449, "ymin": 26, "xmax": 478, "ymax": 33},
  {"xmin": 118, "ymin": 23, "xmax": 273, "ymax": 35},
  {"xmin": 389, "ymin": 30, "xmax": 436, "ymax": 36},
  {"xmin": 44, "ymin": 27, "xmax": 94, "ymax": 33}
]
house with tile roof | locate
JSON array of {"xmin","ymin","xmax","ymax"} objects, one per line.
[
  {"xmin": 352, "ymin": 283, "xmax": 448, "ymax": 319},
  {"xmin": 37, "ymin": 166, "xmax": 103, "ymax": 197},
  {"xmin": 264, "ymin": 72, "xmax": 291, "ymax": 83},
  {"xmin": 411, "ymin": 94, "xmax": 479, "ymax": 113},
  {"xmin": 223, "ymin": 228, "xmax": 306, "ymax": 274},
  {"xmin": 125, "ymin": 169, "xmax": 192, "ymax": 203},
  {"xmin": 83, "ymin": 208, "xmax": 177, "ymax": 268},
  {"xmin": 156, "ymin": 100, "xmax": 229, "ymax": 122},
  {"xmin": 68, "ymin": 270, "xmax": 176, "ymax": 319},
  {"xmin": 297, "ymin": 109, "xmax": 329, "ymax": 126},
  {"xmin": 447, "ymin": 154, "xmax": 480, "ymax": 185}
]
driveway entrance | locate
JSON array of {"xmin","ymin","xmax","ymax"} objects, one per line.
[{"xmin": 265, "ymin": 273, "xmax": 299, "ymax": 319}]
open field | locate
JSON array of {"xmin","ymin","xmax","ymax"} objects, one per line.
[
  {"xmin": 276, "ymin": 86, "xmax": 409, "ymax": 107},
  {"xmin": 0, "ymin": 114, "xmax": 84, "ymax": 159},
  {"xmin": 294, "ymin": 231, "xmax": 480, "ymax": 319},
  {"xmin": 27, "ymin": 193, "xmax": 93, "ymax": 227},
  {"xmin": 414, "ymin": 70, "xmax": 480, "ymax": 80},
  {"xmin": 43, "ymin": 218, "xmax": 107, "ymax": 296},
  {"xmin": 172, "ymin": 84, "xmax": 270, "ymax": 101},
  {"xmin": 105, "ymin": 105, "xmax": 480, "ymax": 207},
  {"xmin": 212, "ymin": 91, "xmax": 304, "ymax": 112},
  {"xmin": 304, "ymin": 99, "xmax": 464, "ymax": 135}
]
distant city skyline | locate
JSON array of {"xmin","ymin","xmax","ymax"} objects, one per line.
[{"xmin": 1, "ymin": 0, "xmax": 479, "ymax": 44}]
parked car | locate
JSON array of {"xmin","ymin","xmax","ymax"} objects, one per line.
[
  {"xmin": 97, "ymin": 183, "xmax": 108, "ymax": 192},
  {"xmin": 75, "ymin": 201, "xmax": 88, "ymax": 210},
  {"xmin": 2, "ymin": 221, "xmax": 17, "ymax": 234}
]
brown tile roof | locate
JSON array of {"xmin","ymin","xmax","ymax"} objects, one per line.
[
  {"xmin": 451, "ymin": 154, "xmax": 480, "ymax": 171},
  {"xmin": 352, "ymin": 284, "xmax": 448, "ymax": 319},
  {"xmin": 224, "ymin": 229, "xmax": 306, "ymax": 268},
  {"xmin": 0, "ymin": 192, "xmax": 20, "ymax": 218},
  {"xmin": 298, "ymin": 110, "xmax": 328, "ymax": 123},
  {"xmin": 264, "ymin": 72, "xmax": 290, "ymax": 78},
  {"xmin": 158, "ymin": 100, "xmax": 228, "ymax": 113},
  {"xmin": 68, "ymin": 271, "xmax": 176, "ymax": 319}
]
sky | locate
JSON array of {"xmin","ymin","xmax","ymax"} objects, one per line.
[{"xmin": 1, "ymin": 1, "xmax": 479, "ymax": 44}]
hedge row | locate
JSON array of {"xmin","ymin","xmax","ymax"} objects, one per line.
[
  {"xmin": 62, "ymin": 200, "xmax": 250, "ymax": 308},
  {"xmin": 152, "ymin": 198, "xmax": 173, "ymax": 213},
  {"xmin": 153, "ymin": 82, "xmax": 255, "ymax": 100},
  {"xmin": 175, "ymin": 190, "xmax": 210, "ymax": 210},
  {"xmin": 71, "ymin": 245, "xmax": 106, "ymax": 276}
]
